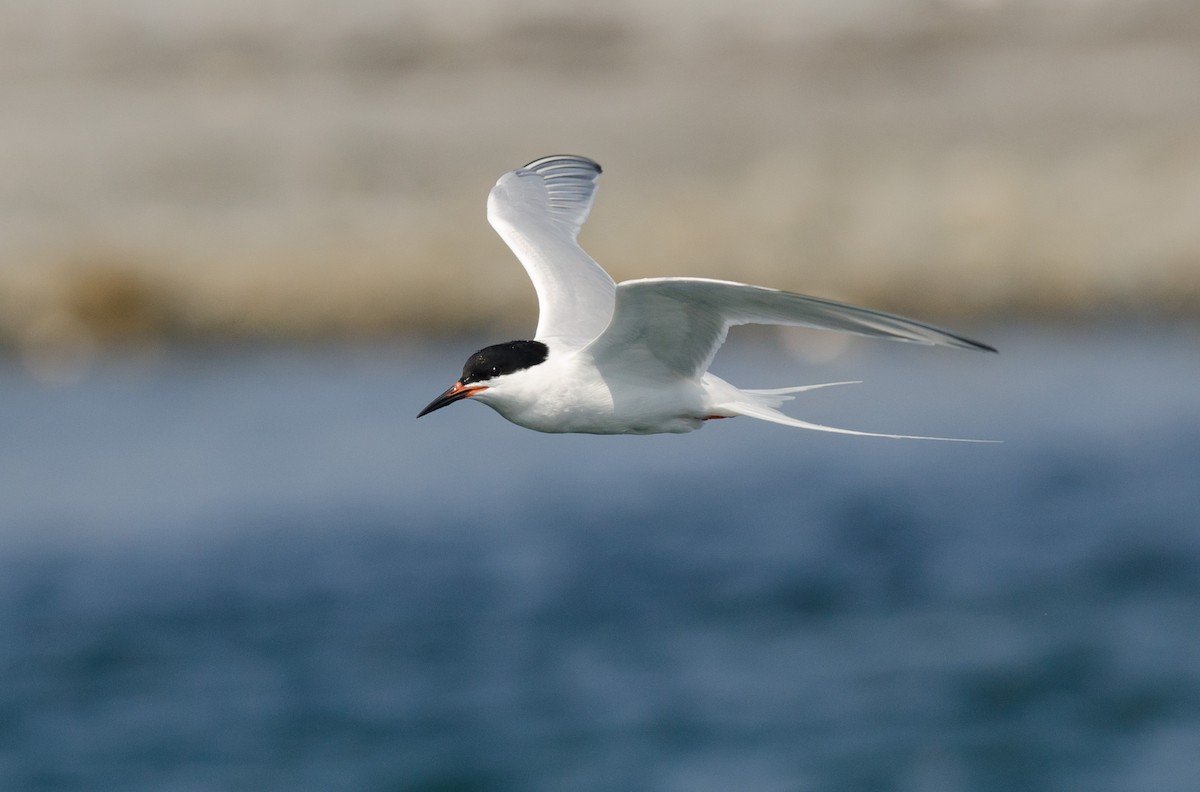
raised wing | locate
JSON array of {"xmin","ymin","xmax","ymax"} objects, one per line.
[
  {"xmin": 487, "ymin": 155, "xmax": 615, "ymax": 347},
  {"xmin": 586, "ymin": 278, "xmax": 996, "ymax": 380}
]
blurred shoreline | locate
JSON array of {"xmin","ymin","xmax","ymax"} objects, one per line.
[{"xmin": 2, "ymin": 0, "xmax": 1198, "ymax": 359}]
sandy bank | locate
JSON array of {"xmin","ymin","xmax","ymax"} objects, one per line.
[{"xmin": 2, "ymin": 0, "xmax": 1197, "ymax": 359}]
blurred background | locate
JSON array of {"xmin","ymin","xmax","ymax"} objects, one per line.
[{"xmin": 2, "ymin": 1, "xmax": 1199, "ymax": 790}]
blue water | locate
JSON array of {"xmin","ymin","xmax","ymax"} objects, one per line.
[{"xmin": 2, "ymin": 324, "xmax": 1199, "ymax": 792}]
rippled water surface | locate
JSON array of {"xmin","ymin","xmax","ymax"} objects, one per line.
[{"xmin": 2, "ymin": 324, "xmax": 1199, "ymax": 791}]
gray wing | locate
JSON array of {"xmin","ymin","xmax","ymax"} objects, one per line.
[
  {"xmin": 585, "ymin": 277, "xmax": 996, "ymax": 379},
  {"xmin": 486, "ymin": 155, "xmax": 616, "ymax": 347}
]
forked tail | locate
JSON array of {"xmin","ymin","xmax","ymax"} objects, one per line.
[{"xmin": 722, "ymin": 381, "xmax": 999, "ymax": 442}]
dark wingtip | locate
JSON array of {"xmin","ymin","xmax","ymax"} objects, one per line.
[
  {"xmin": 523, "ymin": 154, "xmax": 602, "ymax": 175},
  {"xmin": 947, "ymin": 330, "xmax": 997, "ymax": 354},
  {"xmin": 970, "ymin": 338, "xmax": 999, "ymax": 354}
]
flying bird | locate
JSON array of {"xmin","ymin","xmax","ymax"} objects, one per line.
[{"xmin": 419, "ymin": 155, "xmax": 996, "ymax": 438}]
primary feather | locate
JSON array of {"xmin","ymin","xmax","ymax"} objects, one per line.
[
  {"xmin": 585, "ymin": 277, "xmax": 994, "ymax": 381},
  {"xmin": 486, "ymin": 155, "xmax": 614, "ymax": 347}
]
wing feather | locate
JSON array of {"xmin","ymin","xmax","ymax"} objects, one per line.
[
  {"xmin": 486, "ymin": 155, "xmax": 615, "ymax": 347},
  {"xmin": 587, "ymin": 277, "xmax": 995, "ymax": 379}
]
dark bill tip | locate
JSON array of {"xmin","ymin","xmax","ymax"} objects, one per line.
[{"xmin": 417, "ymin": 382, "xmax": 486, "ymax": 418}]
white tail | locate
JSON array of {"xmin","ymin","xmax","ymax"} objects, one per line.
[{"xmin": 719, "ymin": 381, "xmax": 1000, "ymax": 442}]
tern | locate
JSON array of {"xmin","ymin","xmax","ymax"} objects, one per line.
[{"xmin": 418, "ymin": 155, "xmax": 996, "ymax": 438}]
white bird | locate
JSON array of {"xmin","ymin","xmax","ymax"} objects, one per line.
[{"xmin": 418, "ymin": 155, "xmax": 996, "ymax": 439}]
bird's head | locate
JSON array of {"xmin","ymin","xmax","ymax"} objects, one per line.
[{"xmin": 417, "ymin": 340, "xmax": 549, "ymax": 418}]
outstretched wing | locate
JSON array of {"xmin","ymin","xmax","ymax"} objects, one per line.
[
  {"xmin": 586, "ymin": 277, "xmax": 995, "ymax": 380},
  {"xmin": 486, "ymin": 155, "xmax": 615, "ymax": 347}
]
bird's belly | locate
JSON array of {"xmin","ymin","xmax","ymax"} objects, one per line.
[{"xmin": 494, "ymin": 381, "xmax": 707, "ymax": 435}]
